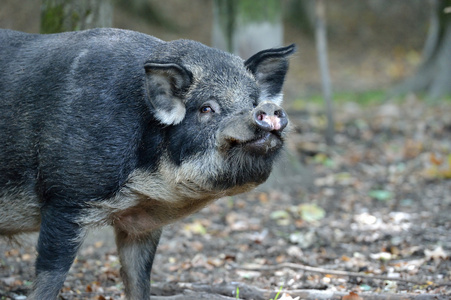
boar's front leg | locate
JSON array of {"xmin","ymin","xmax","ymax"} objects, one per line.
[
  {"xmin": 115, "ymin": 227, "xmax": 162, "ymax": 300},
  {"xmin": 28, "ymin": 206, "xmax": 86, "ymax": 300}
]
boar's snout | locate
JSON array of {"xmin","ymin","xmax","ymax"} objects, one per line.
[
  {"xmin": 217, "ymin": 101, "xmax": 289, "ymax": 156},
  {"xmin": 241, "ymin": 101, "xmax": 288, "ymax": 155},
  {"xmin": 253, "ymin": 102, "xmax": 288, "ymax": 133}
]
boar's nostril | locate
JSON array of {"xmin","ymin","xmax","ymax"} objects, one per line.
[
  {"xmin": 274, "ymin": 109, "xmax": 284, "ymax": 118},
  {"xmin": 253, "ymin": 106, "xmax": 288, "ymax": 132},
  {"xmin": 254, "ymin": 110, "xmax": 272, "ymax": 132}
]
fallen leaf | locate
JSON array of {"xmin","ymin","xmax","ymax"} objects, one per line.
[
  {"xmin": 236, "ymin": 270, "xmax": 261, "ymax": 279},
  {"xmin": 278, "ymin": 293, "xmax": 300, "ymax": 300},
  {"xmin": 297, "ymin": 203, "xmax": 325, "ymax": 222},
  {"xmin": 368, "ymin": 190, "xmax": 393, "ymax": 201},
  {"xmin": 425, "ymin": 246, "xmax": 448, "ymax": 262},
  {"xmin": 384, "ymin": 280, "xmax": 398, "ymax": 292},
  {"xmin": 183, "ymin": 221, "xmax": 207, "ymax": 235},
  {"xmin": 341, "ymin": 255, "xmax": 351, "ymax": 262},
  {"xmin": 370, "ymin": 252, "xmax": 392, "ymax": 261},
  {"xmin": 289, "ymin": 230, "xmax": 316, "ymax": 248},
  {"xmin": 270, "ymin": 210, "xmax": 291, "ymax": 226},
  {"xmin": 314, "ymin": 153, "xmax": 336, "ymax": 168},
  {"xmin": 430, "ymin": 152, "xmax": 443, "ymax": 165},
  {"xmin": 287, "ymin": 246, "xmax": 304, "ymax": 259},
  {"xmin": 270, "ymin": 210, "xmax": 291, "ymax": 220},
  {"xmin": 342, "ymin": 291, "xmax": 363, "ymax": 300},
  {"xmin": 258, "ymin": 192, "xmax": 269, "ymax": 204}
]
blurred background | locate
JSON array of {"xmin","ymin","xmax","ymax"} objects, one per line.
[
  {"xmin": 1, "ymin": 1, "xmax": 451, "ymax": 299},
  {"xmin": 0, "ymin": 0, "xmax": 438, "ymax": 101}
]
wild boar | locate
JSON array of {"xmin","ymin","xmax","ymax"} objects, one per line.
[{"xmin": 0, "ymin": 28, "xmax": 295, "ymax": 299}]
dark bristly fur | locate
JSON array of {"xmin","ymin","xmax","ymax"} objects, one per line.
[{"xmin": 0, "ymin": 28, "xmax": 295, "ymax": 299}]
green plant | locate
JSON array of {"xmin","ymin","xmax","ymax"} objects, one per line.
[{"xmin": 270, "ymin": 285, "xmax": 283, "ymax": 300}]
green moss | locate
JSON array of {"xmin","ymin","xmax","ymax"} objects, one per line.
[
  {"xmin": 237, "ymin": 0, "xmax": 281, "ymax": 23},
  {"xmin": 40, "ymin": 3, "xmax": 65, "ymax": 34},
  {"xmin": 71, "ymin": 11, "xmax": 81, "ymax": 31},
  {"xmin": 40, "ymin": 0, "xmax": 91, "ymax": 33}
]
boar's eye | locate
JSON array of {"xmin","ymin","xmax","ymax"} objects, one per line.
[
  {"xmin": 200, "ymin": 105, "xmax": 215, "ymax": 113},
  {"xmin": 198, "ymin": 101, "xmax": 220, "ymax": 118}
]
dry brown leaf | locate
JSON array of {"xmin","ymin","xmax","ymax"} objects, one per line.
[{"xmin": 342, "ymin": 291, "xmax": 363, "ymax": 300}]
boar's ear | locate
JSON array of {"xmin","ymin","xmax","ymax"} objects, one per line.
[
  {"xmin": 144, "ymin": 62, "xmax": 193, "ymax": 125},
  {"xmin": 245, "ymin": 44, "xmax": 296, "ymax": 106}
]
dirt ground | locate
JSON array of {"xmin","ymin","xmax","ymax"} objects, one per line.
[{"xmin": 0, "ymin": 97, "xmax": 450, "ymax": 299}]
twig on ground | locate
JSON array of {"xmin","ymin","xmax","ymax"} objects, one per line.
[
  {"xmin": 235, "ymin": 262, "xmax": 443, "ymax": 286},
  {"xmin": 150, "ymin": 282, "xmax": 450, "ymax": 300}
]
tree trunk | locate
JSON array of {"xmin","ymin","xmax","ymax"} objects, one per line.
[
  {"xmin": 40, "ymin": 0, "xmax": 113, "ymax": 34},
  {"xmin": 314, "ymin": 0, "xmax": 335, "ymax": 145},
  {"xmin": 212, "ymin": 0, "xmax": 283, "ymax": 59},
  {"xmin": 394, "ymin": 0, "xmax": 451, "ymax": 99}
]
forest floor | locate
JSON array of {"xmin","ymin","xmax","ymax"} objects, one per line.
[{"xmin": 0, "ymin": 95, "xmax": 450, "ymax": 300}]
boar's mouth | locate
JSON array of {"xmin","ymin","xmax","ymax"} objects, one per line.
[
  {"xmin": 212, "ymin": 130, "xmax": 283, "ymax": 190},
  {"xmin": 221, "ymin": 130, "xmax": 283, "ymax": 156},
  {"xmin": 243, "ymin": 131, "xmax": 283, "ymax": 155}
]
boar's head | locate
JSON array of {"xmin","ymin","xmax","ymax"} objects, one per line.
[{"xmin": 143, "ymin": 41, "xmax": 296, "ymax": 198}]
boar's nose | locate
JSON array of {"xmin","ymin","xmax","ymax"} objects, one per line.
[{"xmin": 253, "ymin": 102, "xmax": 288, "ymax": 133}]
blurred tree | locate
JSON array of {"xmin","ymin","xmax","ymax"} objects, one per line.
[
  {"xmin": 397, "ymin": 0, "xmax": 451, "ymax": 99},
  {"xmin": 212, "ymin": 0, "xmax": 283, "ymax": 59},
  {"xmin": 315, "ymin": 0, "xmax": 334, "ymax": 145},
  {"xmin": 286, "ymin": 0, "xmax": 314, "ymax": 37},
  {"xmin": 115, "ymin": 0, "xmax": 175, "ymax": 30},
  {"xmin": 40, "ymin": 0, "xmax": 112, "ymax": 33}
]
